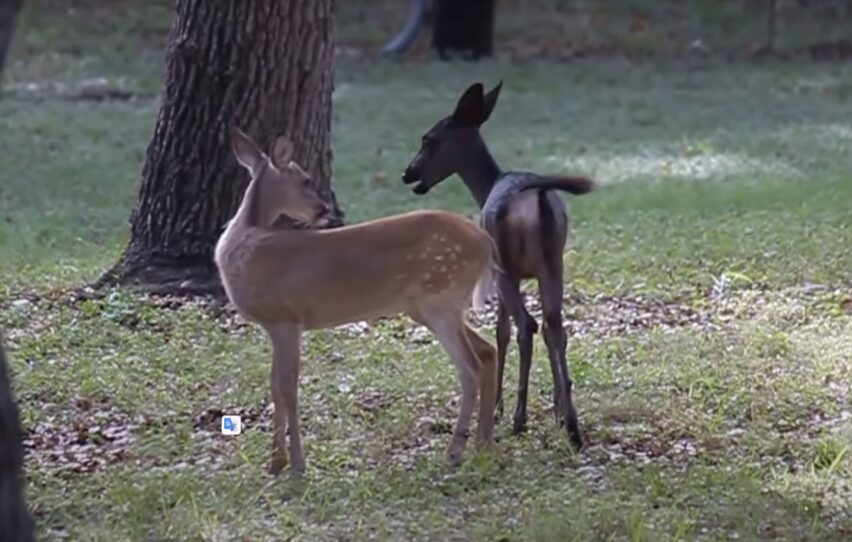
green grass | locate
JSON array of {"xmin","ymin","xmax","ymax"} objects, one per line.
[{"xmin": 2, "ymin": 1, "xmax": 852, "ymax": 540}]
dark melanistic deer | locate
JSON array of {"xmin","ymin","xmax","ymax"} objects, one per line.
[{"xmin": 402, "ymin": 81, "xmax": 595, "ymax": 448}]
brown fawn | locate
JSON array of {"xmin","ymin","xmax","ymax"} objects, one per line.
[
  {"xmin": 215, "ymin": 128, "xmax": 498, "ymax": 474},
  {"xmin": 402, "ymin": 82, "xmax": 595, "ymax": 449}
]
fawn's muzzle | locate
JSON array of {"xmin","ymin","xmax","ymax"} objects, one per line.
[{"xmin": 316, "ymin": 203, "xmax": 334, "ymax": 219}]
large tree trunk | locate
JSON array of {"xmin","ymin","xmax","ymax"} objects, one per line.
[
  {"xmin": 0, "ymin": 337, "xmax": 35, "ymax": 542},
  {"xmin": 101, "ymin": 0, "xmax": 343, "ymax": 295},
  {"xmin": 0, "ymin": 0, "xmax": 23, "ymax": 91},
  {"xmin": 432, "ymin": 0, "xmax": 495, "ymax": 60}
]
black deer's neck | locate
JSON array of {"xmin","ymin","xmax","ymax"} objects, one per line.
[{"xmin": 456, "ymin": 134, "xmax": 502, "ymax": 208}]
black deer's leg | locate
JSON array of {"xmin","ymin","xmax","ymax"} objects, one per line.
[
  {"xmin": 494, "ymin": 298, "xmax": 510, "ymax": 420},
  {"xmin": 538, "ymin": 266, "xmax": 582, "ymax": 448},
  {"xmin": 497, "ymin": 273, "xmax": 537, "ymax": 435},
  {"xmin": 537, "ymin": 190, "xmax": 582, "ymax": 449}
]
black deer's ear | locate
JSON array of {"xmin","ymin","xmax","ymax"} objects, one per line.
[
  {"xmin": 452, "ymin": 82, "xmax": 485, "ymax": 126},
  {"xmin": 270, "ymin": 135, "xmax": 294, "ymax": 170},
  {"xmin": 231, "ymin": 127, "xmax": 265, "ymax": 176},
  {"xmin": 481, "ymin": 80, "xmax": 502, "ymax": 124}
]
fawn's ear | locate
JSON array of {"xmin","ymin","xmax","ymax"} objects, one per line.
[
  {"xmin": 452, "ymin": 82, "xmax": 485, "ymax": 126},
  {"xmin": 288, "ymin": 160, "xmax": 310, "ymax": 179},
  {"xmin": 270, "ymin": 135, "xmax": 294, "ymax": 171},
  {"xmin": 231, "ymin": 127, "xmax": 266, "ymax": 176},
  {"xmin": 481, "ymin": 80, "xmax": 502, "ymax": 124}
]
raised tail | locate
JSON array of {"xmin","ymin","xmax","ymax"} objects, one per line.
[
  {"xmin": 481, "ymin": 173, "xmax": 595, "ymax": 223},
  {"xmin": 473, "ymin": 173, "xmax": 596, "ymax": 310},
  {"xmin": 516, "ymin": 175, "xmax": 595, "ymax": 195}
]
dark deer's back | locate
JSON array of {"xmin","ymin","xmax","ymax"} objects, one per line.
[{"xmin": 481, "ymin": 172, "xmax": 574, "ymax": 279}]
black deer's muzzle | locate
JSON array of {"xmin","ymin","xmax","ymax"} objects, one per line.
[
  {"xmin": 401, "ymin": 167, "xmax": 419, "ymax": 185},
  {"xmin": 412, "ymin": 182, "xmax": 431, "ymax": 195},
  {"xmin": 402, "ymin": 167, "xmax": 432, "ymax": 195}
]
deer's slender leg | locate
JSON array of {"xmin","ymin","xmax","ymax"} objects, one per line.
[
  {"xmin": 538, "ymin": 266, "xmax": 583, "ymax": 449},
  {"xmin": 414, "ymin": 309, "xmax": 481, "ymax": 466},
  {"xmin": 497, "ymin": 273, "xmax": 537, "ymax": 435},
  {"xmin": 268, "ymin": 323, "xmax": 306, "ymax": 474},
  {"xmin": 494, "ymin": 299, "xmax": 510, "ymax": 420},
  {"xmin": 269, "ymin": 382, "xmax": 289, "ymax": 474},
  {"xmin": 464, "ymin": 324, "xmax": 497, "ymax": 446}
]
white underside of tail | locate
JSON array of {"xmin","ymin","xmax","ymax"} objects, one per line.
[{"xmin": 472, "ymin": 262, "xmax": 497, "ymax": 310}]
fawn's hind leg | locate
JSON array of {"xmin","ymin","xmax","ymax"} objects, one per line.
[
  {"xmin": 463, "ymin": 325, "xmax": 497, "ymax": 447},
  {"xmin": 411, "ymin": 308, "xmax": 481, "ymax": 466}
]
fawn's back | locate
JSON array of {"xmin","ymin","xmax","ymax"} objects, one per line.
[{"xmin": 217, "ymin": 210, "xmax": 492, "ymax": 328}]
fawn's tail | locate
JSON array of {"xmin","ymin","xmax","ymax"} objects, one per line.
[{"xmin": 472, "ymin": 233, "xmax": 502, "ymax": 311}]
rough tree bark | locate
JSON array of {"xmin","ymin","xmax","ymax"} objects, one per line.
[
  {"xmin": 766, "ymin": 0, "xmax": 778, "ymax": 50},
  {"xmin": 100, "ymin": 0, "xmax": 343, "ymax": 295},
  {"xmin": 0, "ymin": 0, "xmax": 23, "ymax": 91},
  {"xmin": 432, "ymin": 0, "xmax": 495, "ymax": 60},
  {"xmin": 0, "ymin": 336, "xmax": 35, "ymax": 542}
]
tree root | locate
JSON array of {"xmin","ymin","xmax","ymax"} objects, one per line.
[{"xmin": 95, "ymin": 251, "xmax": 226, "ymax": 300}]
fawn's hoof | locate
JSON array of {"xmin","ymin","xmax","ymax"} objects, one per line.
[
  {"xmin": 289, "ymin": 459, "xmax": 307, "ymax": 476},
  {"xmin": 476, "ymin": 437, "xmax": 496, "ymax": 452},
  {"xmin": 268, "ymin": 457, "xmax": 287, "ymax": 476},
  {"xmin": 446, "ymin": 447, "xmax": 465, "ymax": 467}
]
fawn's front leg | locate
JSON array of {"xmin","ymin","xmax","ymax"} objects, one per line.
[{"xmin": 268, "ymin": 323, "xmax": 305, "ymax": 475}]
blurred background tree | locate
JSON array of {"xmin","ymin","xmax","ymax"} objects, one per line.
[
  {"xmin": 432, "ymin": 0, "xmax": 496, "ymax": 59},
  {"xmin": 0, "ymin": 0, "xmax": 23, "ymax": 92}
]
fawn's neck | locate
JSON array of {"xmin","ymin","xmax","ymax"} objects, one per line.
[
  {"xmin": 456, "ymin": 134, "xmax": 503, "ymax": 208},
  {"xmin": 231, "ymin": 168, "xmax": 277, "ymax": 230}
]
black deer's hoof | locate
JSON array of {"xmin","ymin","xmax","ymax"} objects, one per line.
[
  {"xmin": 562, "ymin": 410, "xmax": 583, "ymax": 450},
  {"xmin": 512, "ymin": 411, "xmax": 528, "ymax": 435}
]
